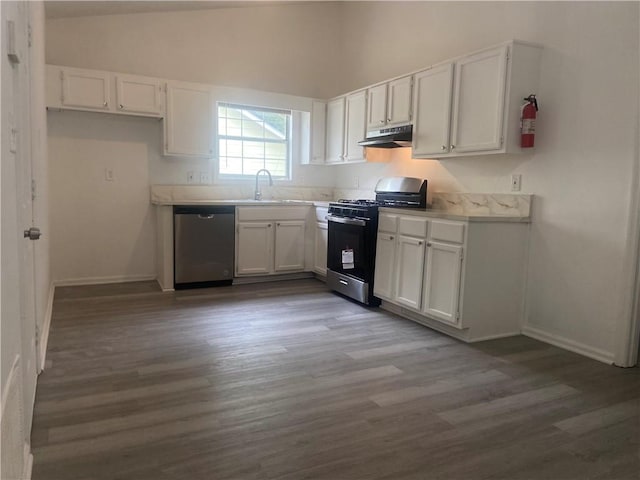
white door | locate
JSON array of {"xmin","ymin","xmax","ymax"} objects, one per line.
[
  {"xmin": 450, "ymin": 46, "xmax": 508, "ymax": 153},
  {"xmin": 366, "ymin": 83, "xmax": 387, "ymax": 129},
  {"xmin": 274, "ymin": 221, "xmax": 305, "ymax": 272},
  {"xmin": 423, "ymin": 241, "xmax": 463, "ymax": 325},
  {"xmin": 325, "ymin": 97, "xmax": 345, "ymax": 163},
  {"xmin": 116, "ymin": 74, "xmax": 163, "ymax": 116},
  {"xmin": 343, "ymin": 89, "xmax": 367, "ymax": 163},
  {"xmin": 412, "ymin": 64, "xmax": 454, "ymax": 157},
  {"xmin": 2, "ymin": 3, "xmax": 38, "ymax": 475},
  {"xmin": 373, "ymin": 232, "xmax": 396, "ymax": 301},
  {"xmin": 61, "ymin": 67, "xmax": 110, "ymax": 110},
  {"xmin": 165, "ymin": 81, "xmax": 213, "ymax": 157},
  {"xmin": 387, "ymin": 75, "xmax": 413, "ymax": 126},
  {"xmin": 314, "ymin": 222, "xmax": 328, "ymax": 275},
  {"xmin": 236, "ymin": 222, "xmax": 272, "ymax": 275},
  {"xmin": 394, "ymin": 235, "xmax": 426, "ymax": 310}
]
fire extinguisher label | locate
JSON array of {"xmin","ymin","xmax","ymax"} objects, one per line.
[{"xmin": 522, "ymin": 118, "xmax": 536, "ymax": 134}]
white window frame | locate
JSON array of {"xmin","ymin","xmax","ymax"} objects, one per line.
[{"xmin": 216, "ymin": 102, "xmax": 292, "ymax": 181}]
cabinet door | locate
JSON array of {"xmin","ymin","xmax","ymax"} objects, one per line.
[
  {"xmin": 412, "ymin": 64, "xmax": 454, "ymax": 157},
  {"xmin": 394, "ymin": 235, "xmax": 426, "ymax": 310},
  {"xmin": 325, "ymin": 97, "xmax": 345, "ymax": 164},
  {"xmin": 450, "ymin": 46, "xmax": 508, "ymax": 153},
  {"xmin": 366, "ymin": 83, "xmax": 387, "ymax": 129},
  {"xmin": 423, "ymin": 241, "xmax": 463, "ymax": 325},
  {"xmin": 116, "ymin": 74, "xmax": 163, "ymax": 116},
  {"xmin": 310, "ymin": 100, "xmax": 326, "ymax": 165},
  {"xmin": 165, "ymin": 81, "xmax": 213, "ymax": 157},
  {"xmin": 61, "ymin": 68, "xmax": 110, "ymax": 111},
  {"xmin": 314, "ymin": 222, "xmax": 328, "ymax": 275},
  {"xmin": 236, "ymin": 222, "xmax": 272, "ymax": 275},
  {"xmin": 274, "ymin": 221, "xmax": 305, "ymax": 272},
  {"xmin": 387, "ymin": 75, "xmax": 413, "ymax": 126},
  {"xmin": 343, "ymin": 90, "xmax": 367, "ymax": 163},
  {"xmin": 373, "ymin": 232, "xmax": 396, "ymax": 301}
]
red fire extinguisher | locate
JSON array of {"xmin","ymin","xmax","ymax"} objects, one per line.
[{"xmin": 520, "ymin": 94, "xmax": 538, "ymax": 148}]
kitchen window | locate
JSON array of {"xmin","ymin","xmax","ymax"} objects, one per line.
[{"xmin": 217, "ymin": 103, "xmax": 291, "ymax": 179}]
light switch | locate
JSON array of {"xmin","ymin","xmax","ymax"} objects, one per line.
[
  {"xmin": 105, "ymin": 168, "xmax": 114, "ymax": 181},
  {"xmin": 511, "ymin": 174, "xmax": 522, "ymax": 192},
  {"xmin": 199, "ymin": 172, "xmax": 210, "ymax": 184}
]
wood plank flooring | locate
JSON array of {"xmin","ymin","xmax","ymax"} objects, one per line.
[{"xmin": 31, "ymin": 279, "xmax": 640, "ymax": 480}]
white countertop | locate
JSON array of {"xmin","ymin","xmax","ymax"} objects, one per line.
[{"xmin": 379, "ymin": 206, "xmax": 530, "ymax": 223}]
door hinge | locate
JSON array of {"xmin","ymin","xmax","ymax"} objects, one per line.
[
  {"xmin": 31, "ymin": 178, "xmax": 36, "ymax": 201},
  {"xmin": 460, "ymin": 250, "xmax": 464, "ymax": 261},
  {"xmin": 27, "ymin": 24, "xmax": 32, "ymax": 47},
  {"xmin": 500, "ymin": 136, "xmax": 504, "ymax": 146},
  {"xmin": 455, "ymin": 311, "xmax": 460, "ymax": 321}
]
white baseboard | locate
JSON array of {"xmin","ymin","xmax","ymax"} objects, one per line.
[
  {"xmin": 468, "ymin": 331, "xmax": 523, "ymax": 343},
  {"xmin": 53, "ymin": 274, "xmax": 156, "ymax": 287},
  {"xmin": 522, "ymin": 325, "xmax": 615, "ymax": 365},
  {"xmin": 39, "ymin": 283, "xmax": 55, "ymax": 372}
]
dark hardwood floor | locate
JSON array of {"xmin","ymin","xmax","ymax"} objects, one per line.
[{"xmin": 31, "ymin": 279, "xmax": 639, "ymax": 480}]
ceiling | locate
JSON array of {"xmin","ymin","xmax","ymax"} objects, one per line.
[{"xmin": 44, "ymin": 1, "xmax": 311, "ymax": 19}]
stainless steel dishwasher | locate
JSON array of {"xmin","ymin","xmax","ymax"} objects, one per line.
[{"xmin": 174, "ymin": 205, "xmax": 235, "ymax": 289}]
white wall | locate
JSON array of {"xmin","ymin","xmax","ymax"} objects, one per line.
[
  {"xmin": 48, "ymin": 111, "xmax": 158, "ymax": 284},
  {"xmin": 335, "ymin": 1, "xmax": 640, "ymax": 363},
  {"xmin": 45, "ymin": 3, "xmax": 344, "ymax": 99},
  {"xmin": 45, "ymin": 2, "xmax": 640, "ymax": 362}
]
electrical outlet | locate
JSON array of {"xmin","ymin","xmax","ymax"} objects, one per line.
[
  {"xmin": 511, "ymin": 174, "xmax": 522, "ymax": 192},
  {"xmin": 187, "ymin": 171, "xmax": 195, "ymax": 184},
  {"xmin": 199, "ymin": 172, "xmax": 210, "ymax": 184},
  {"xmin": 105, "ymin": 168, "xmax": 114, "ymax": 182}
]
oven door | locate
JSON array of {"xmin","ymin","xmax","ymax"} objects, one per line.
[{"xmin": 326, "ymin": 215, "xmax": 373, "ymax": 283}]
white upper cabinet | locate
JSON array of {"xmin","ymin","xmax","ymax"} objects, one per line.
[
  {"xmin": 386, "ymin": 75, "xmax": 413, "ymax": 126},
  {"xmin": 115, "ymin": 74, "xmax": 163, "ymax": 117},
  {"xmin": 450, "ymin": 46, "xmax": 508, "ymax": 153},
  {"xmin": 343, "ymin": 89, "xmax": 367, "ymax": 163},
  {"xmin": 366, "ymin": 76, "xmax": 412, "ymax": 130},
  {"xmin": 412, "ymin": 42, "xmax": 541, "ymax": 159},
  {"xmin": 366, "ymin": 83, "xmax": 388, "ymax": 129},
  {"xmin": 325, "ymin": 97, "xmax": 345, "ymax": 164},
  {"xmin": 164, "ymin": 81, "xmax": 213, "ymax": 157},
  {"xmin": 309, "ymin": 100, "xmax": 326, "ymax": 165},
  {"xmin": 412, "ymin": 63, "xmax": 454, "ymax": 157},
  {"xmin": 60, "ymin": 67, "xmax": 110, "ymax": 111}
]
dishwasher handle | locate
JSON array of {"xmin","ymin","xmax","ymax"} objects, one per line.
[{"xmin": 198, "ymin": 214, "xmax": 215, "ymax": 219}]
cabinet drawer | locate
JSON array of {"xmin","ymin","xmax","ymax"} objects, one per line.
[
  {"xmin": 378, "ymin": 214, "xmax": 398, "ymax": 233},
  {"xmin": 398, "ymin": 216, "xmax": 428, "ymax": 237},
  {"xmin": 237, "ymin": 206, "xmax": 310, "ymax": 221},
  {"xmin": 430, "ymin": 220, "xmax": 465, "ymax": 243}
]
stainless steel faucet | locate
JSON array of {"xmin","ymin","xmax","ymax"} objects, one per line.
[{"xmin": 254, "ymin": 169, "xmax": 273, "ymax": 200}]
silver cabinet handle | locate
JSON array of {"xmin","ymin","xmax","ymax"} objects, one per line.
[
  {"xmin": 441, "ymin": 145, "xmax": 447, "ymax": 150},
  {"xmin": 103, "ymin": 101, "xmax": 108, "ymax": 107},
  {"xmin": 119, "ymin": 104, "xmax": 123, "ymax": 109},
  {"xmin": 276, "ymin": 222, "xmax": 281, "ymax": 226},
  {"xmin": 379, "ymin": 120, "xmax": 384, "ymax": 124},
  {"xmin": 418, "ymin": 241, "xmax": 423, "ymax": 245},
  {"xmin": 390, "ymin": 236, "xmax": 394, "ymax": 240},
  {"xmin": 268, "ymin": 224, "xmax": 272, "ymax": 227},
  {"xmin": 450, "ymin": 145, "xmax": 455, "ymax": 150},
  {"xmin": 387, "ymin": 118, "xmax": 391, "ymax": 122},
  {"xmin": 427, "ymin": 242, "xmax": 432, "ymax": 247}
]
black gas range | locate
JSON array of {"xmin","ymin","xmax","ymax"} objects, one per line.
[{"xmin": 326, "ymin": 177, "xmax": 427, "ymax": 306}]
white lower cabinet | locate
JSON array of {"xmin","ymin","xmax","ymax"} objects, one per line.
[
  {"xmin": 373, "ymin": 231, "xmax": 396, "ymax": 300},
  {"xmin": 236, "ymin": 222, "xmax": 273, "ymax": 275},
  {"xmin": 395, "ymin": 235, "xmax": 426, "ymax": 310},
  {"xmin": 274, "ymin": 221, "xmax": 306, "ymax": 272},
  {"xmin": 373, "ymin": 213, "xmax": 427, "ymax": 310},
  {"xmin": 375, "ymin": 210, "xmax": 528, "ymax": 342},
  {"xmin": 314, "ymin": 221, "xmax": 328, "ymax": 276},
  {"xmin": 422, "ymin": 241, "xmax": 463, "ymax": 325},
  {"xmin": 236, "ymin": 207, "xmax": 309, "ymax": 277}
]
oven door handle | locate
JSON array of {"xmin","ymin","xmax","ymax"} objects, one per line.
[{"xmin": 326, "ymin": 215, "xmax": 367, "ymax": 227}]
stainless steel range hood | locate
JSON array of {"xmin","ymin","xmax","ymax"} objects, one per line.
[{"xmin": 358, "ymin": 124, "xmax": 412, "ymax": 149}]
